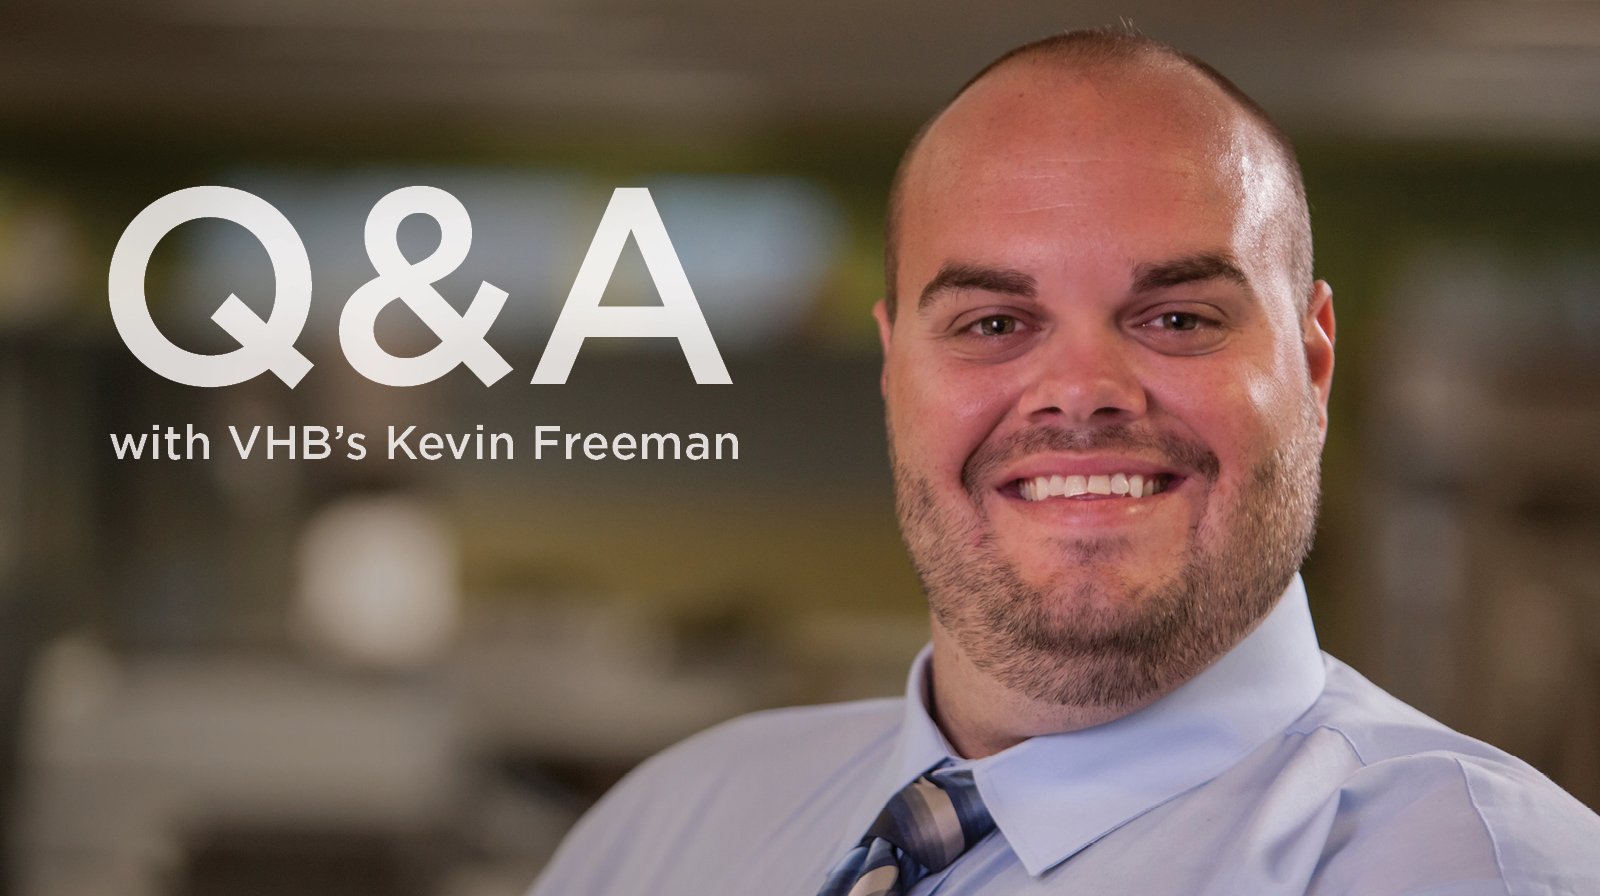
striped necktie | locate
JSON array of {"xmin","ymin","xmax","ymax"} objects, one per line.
[{"xmin": 817, "ymin": 765, "xmax": 996, "ymax": 896}]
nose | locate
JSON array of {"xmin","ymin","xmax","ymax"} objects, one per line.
[{"xmin": 1016, "ymin": 325, "xmax": 1148, "ymax": 425}]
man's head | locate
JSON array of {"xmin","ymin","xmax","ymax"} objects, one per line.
[
  {"xmin": 875, "ymin": 29, "xmax": 1336, "ymax": 717},
  {"xmin": 884, "ymin": 30, "xmax": 1314, "ymax": 320}
]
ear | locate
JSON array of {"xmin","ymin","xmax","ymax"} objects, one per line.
[
  {"xmin": 872, "ymin": 298, "xmax": 893, "ymax": 397},
  {"xmin": 1303, "ymin": 280, "xmax": 1336, "ymax": 433}
]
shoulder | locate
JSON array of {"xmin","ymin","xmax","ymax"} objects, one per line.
[
  {"xmin": 1293, "ymin": 657, "xmax": 1600, "ymax": 895},
  {"xmin": 527, "ymin": 697, "xmax": 903, "ymax": 894},
  {"xmin": 597, "ymin": 694, "xmax": 901, "ymax": 807},
  {"xmin": 1297, "ymin": 657, "xmax": 1525, "ymax": 768},
  {"xmin": 620, "ymin": 696, "xmax": 904, "ymax": 798},
  {"xmin": 654, "ymin": 696, "xmax": 905, "ymax": 768}
]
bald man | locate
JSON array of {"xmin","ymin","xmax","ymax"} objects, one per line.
[{"xmin": 528, "ymin": 29, "xmax": 1600, "ymax": 896}]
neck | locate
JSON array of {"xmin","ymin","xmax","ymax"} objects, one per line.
[{"xmin": 925, "ymin": 620, "xmax": 1172, "ymax": 759}]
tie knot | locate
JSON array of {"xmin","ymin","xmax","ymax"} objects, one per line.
[{"xmin": 867, "ymin": 767, "xmax": 995, "ymax": 874}]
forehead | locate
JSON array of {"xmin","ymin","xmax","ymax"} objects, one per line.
[{"xmin": 898, "ymin": 60, "xmax": 1288, "ymax": 290}]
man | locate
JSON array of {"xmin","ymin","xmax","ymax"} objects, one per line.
[{"xmin": 529, "ymin": 29, "xmax": 1600, "ymax": 895}]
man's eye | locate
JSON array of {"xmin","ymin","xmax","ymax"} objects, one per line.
[
  {"xmin": 1154, "ymin": 312, "xmax": 1206, "ymax": 331},
  {"xmin": 1135, "ymin": 307, "xmax": 1229, "ymax": 354},
  {"xmin": 972, "ymin": 315, "xmax": 1019, "ymax": 336}
]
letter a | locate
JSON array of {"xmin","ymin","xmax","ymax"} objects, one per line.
[{"xmin": 531, "ymin": 188, "xmax": 731, "ymax": 384}]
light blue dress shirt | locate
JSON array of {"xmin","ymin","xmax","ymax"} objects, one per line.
[{"xmin": 528, "ymin": 577, "xmax": 1600, "ymax": 895}]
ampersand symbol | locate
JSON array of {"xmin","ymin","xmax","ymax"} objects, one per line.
[{"xmin": 339, "ymin": 186, "xmax": 512, "ymax": 387}]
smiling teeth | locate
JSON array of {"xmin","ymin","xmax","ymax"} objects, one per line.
[{"xmin": 1018, "ymin": 473, "xmax": 1166, "ymax": 501}]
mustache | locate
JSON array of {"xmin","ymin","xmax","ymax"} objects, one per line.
[{"xmin": 962, "ymin": 424, "xmax": 1221, "ymax": 498}]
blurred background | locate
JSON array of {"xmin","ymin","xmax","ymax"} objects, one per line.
[{"xmin": 2, "ymin": 1, "xmax": 1598, "ymax": 894}]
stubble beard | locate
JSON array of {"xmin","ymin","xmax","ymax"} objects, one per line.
[{"xmin": 890, "ymin": 402, "xmax": 1323, "ymax": 709}]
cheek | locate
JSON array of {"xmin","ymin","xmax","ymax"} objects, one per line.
[
  {"xmin": 887, "ymin": 354, "xmax": 1015, "ymax": 471},
  {"xmin": 1156, "ymin": 322, "xmax": 1307, "ymax": 432},
  {"xmin": 1242, "ymin": 367, "xmax": 1294, "ymax": 427},
  {"xmin": 1145, "ymin": 357, "xmax": 1281, "ymax": 477},
  {"xmin": 1245, "ymin": 333, "xmax": 1320, "ymax": 438}
]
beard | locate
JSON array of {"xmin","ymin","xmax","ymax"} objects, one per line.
[{"xmin": 890, "ymin": 399, "xmax": 1323, "ymax": 709}]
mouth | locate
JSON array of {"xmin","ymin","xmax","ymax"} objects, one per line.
[{"xmin": 1003, "ymin": 472, "xmax": 1182, "ymax": 501}]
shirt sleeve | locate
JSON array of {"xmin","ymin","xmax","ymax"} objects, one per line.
[{"xmin": 1308, "ymin": 752, "xmax": 1600, "ymax": 896}]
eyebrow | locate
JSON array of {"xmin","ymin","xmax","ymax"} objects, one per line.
[
  {"xmin": 1132, "ymin": 252, "xmax": 1249, "ymax": 293},
  {"xmin": 915, "ymin": 251, "xmax": 1249, "ymax": 313},
  {"xmin": 917, "ymin": 263, "xmax": 1037, "ymax": 312}
]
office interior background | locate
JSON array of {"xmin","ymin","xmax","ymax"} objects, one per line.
[{"xmin": 1, "ymin": 1, "xmax": 1598, "ymax": 894}]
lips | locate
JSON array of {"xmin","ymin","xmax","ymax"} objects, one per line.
[
  {"xmin": 987, "ymin": 450, "xmax": 1191, "ymax": 505},
  {"xmin": 961, "ymin": 425, "xmax": 1220, "ymax": 506}
]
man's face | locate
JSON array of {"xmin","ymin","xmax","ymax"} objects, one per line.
[{"xmin": 878, "ymin": 62, "xmax": 1335, "ymax": 707}]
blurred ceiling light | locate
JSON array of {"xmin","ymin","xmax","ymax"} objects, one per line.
[
  {"xmin": 1327, "ymin": 46, "xmax": 1600, "ymax": 140},
  {"xmin": 293, "ymin": 493, "xmax": 459, "ymax": 670},
  {"xmin": 156, "ymin": 0, "xmax": 624, "ymax": 35},
  {"xmin": 1429, "ymin": 0, "xmax": 1600, "ymax": 49},
  {"xmin": 617, "ymin": 176, "xmax": 844, "ymax": 350},
  {"xmin": 179, "ymin": 169, "xmax": 838, "ymax": 350}
]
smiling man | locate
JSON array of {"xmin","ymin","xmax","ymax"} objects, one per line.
[
  {"xmin": 880, "ymin": 41, "xmax": 1331, "ymax": 759},
  {"xmin": 528, "ymin": 29, "xmax": 1600, "ymax": 896}
]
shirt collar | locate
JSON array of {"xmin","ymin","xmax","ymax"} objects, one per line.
[{"xmin": 863, "ymin": 574, "xmax": 1326, "ymax": 877}]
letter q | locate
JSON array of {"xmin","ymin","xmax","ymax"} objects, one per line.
[{"xmin": 109, "ymin": 186, "xmax": 314, "ymax": 387}]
